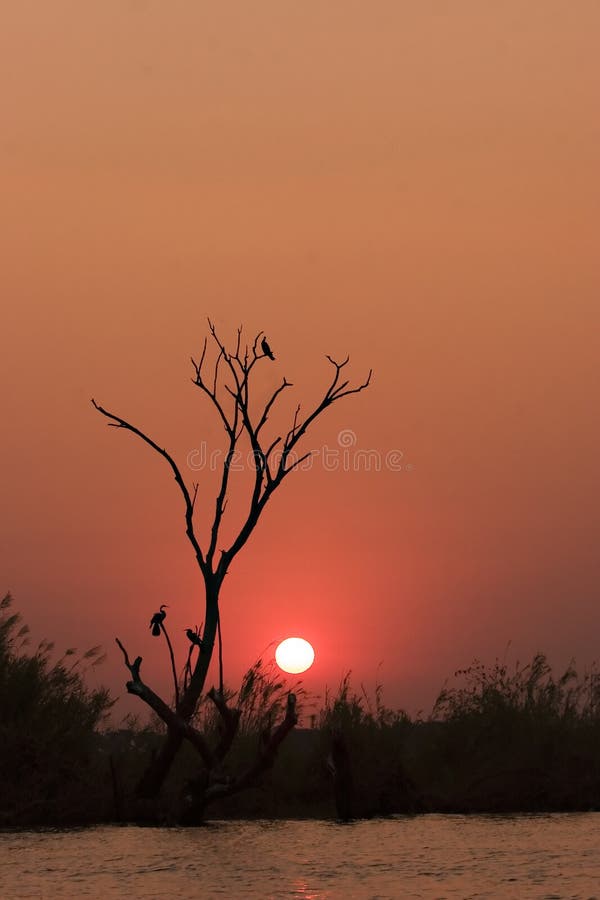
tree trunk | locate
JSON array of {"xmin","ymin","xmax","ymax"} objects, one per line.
[
  {"xmin": 136, "ymin": 580, "xmax": 221, "ymax": 798},
  {"xmin": 329, "ymin": 731, "xmax": 357, "ymax": 820},
  {"xmin": 136, "ymin": 729, "xmax": 184, "ymax": 799}
]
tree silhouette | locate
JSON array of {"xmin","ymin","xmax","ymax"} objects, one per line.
[{"xmin": 93, "ymin": 320, "xmax": 371, "ymax": 815}]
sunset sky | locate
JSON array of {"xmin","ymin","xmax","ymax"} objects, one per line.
[{"xmin": 2, "ymin": 2, "xmax": 599, "ymax": 720}]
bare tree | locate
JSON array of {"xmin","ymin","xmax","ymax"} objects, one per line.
[{"xmin": 93, "ymin": 321, "xmax": 371, "ymax": 815}]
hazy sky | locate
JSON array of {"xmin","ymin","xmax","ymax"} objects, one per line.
[{"xmin": 2, "ymin": 2, "xmax": 599, "ymax": 718}]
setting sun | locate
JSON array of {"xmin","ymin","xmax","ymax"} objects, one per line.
[{"xmin": 275, "ymin": 637, "xmax": 315, "ymax": 674}]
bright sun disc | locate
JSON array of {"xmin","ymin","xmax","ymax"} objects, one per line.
[{"xmin": 275, "ymin": 637, "xmax": 315, "ymax": 674}]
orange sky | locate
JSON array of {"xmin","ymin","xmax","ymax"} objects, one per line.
[{"xmin": 2, "ymin": 2, "xmax": 599, "ymax": 719}]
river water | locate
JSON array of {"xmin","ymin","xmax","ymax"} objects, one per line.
[{"xmin": 1, "ymin": 815, "xmax": 598, "ymax": 899}]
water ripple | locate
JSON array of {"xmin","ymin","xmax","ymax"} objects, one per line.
[{"xmin": 1, "ymin": 814, "xmax": 599, "ymax": 898}]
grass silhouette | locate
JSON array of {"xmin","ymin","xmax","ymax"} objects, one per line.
[{"xmin": 3, "ymin": 593, "xmax": 600, "ymax": 824}]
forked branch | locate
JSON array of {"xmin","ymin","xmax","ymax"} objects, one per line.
[
  {"xmin": 115, "ymin": 638, "xmax": 214, "ymax": 768},
  {"xmin": 277, "ymin": 356, "xmax": 372, "ymax": 477},
  {"xmin": 217, "ymin": 350, "xmax": 371, "ymax": 570},
  {"xmin": 208, "ymin": 687, "xmax": 242, "ymax": 763},
  {"xmin": 204, "ymin": 692, "xmax": 298, "ymax": 805}
]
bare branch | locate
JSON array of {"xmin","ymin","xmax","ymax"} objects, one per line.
[
  {"xmin": 216, "ymin": 336, "xmax": 271, "ymax": 533},
  {"xmin": 275, "ymin": 357, "xmax": 372, "ymax": 478},
  {"xmin": 285, "ymin": 404, "xmax": 301, "ymax": 446},
  {"xmin": 191, "ymin": 350, "xmax": 235, "ymax": 440},
  {"xmin": 251, "ymin": 330, "xmax": 264, "ymax": 359},
  {"xmin": 183, "ymin": 644, "xmax": 194, "ymax": 692},
  {"xmin": 216, "ymin": 606, "xmax": 224, "ymax": 695},
  {"xmin": 212, "ymin": 348, "xmax": 224, "ymax": 398},
  {"xmin": 207, "ymin": 403, "xmax": 240, "ymax": 565},
  {"xmin": 189, "ymin": 337, "xmax": 208, "ymax": 382},
  {"xmin": 114, "ymin": 638, "xmax": 214, "ymax": 767},
  {"xmin": 256, "ymin": 378, "xmax": 293, "ymax": 437},
  {"xmin": 332, "ymin": 371, "xmax": 373, "ymax": 400},
  {"xmin": 198, "ymin": 336, "xmax": 208, "ymax": 370},
  {"xmin": 160, "ymin": 622, "xmax": 180, "ymax": 708},
  {"xmin": 265, "ymin": 436, "xmax": 282, "ymax": 464},
  {"xmin": 219, "ymin": 352, "xmax": 371, "ymax": 569},
  {"xmin": 284, "ymin": 450, "xmax": 314, "ymax": 474},
  {"xmin": 323, "ymin": 356, "xmax": 344, "ymax": 383},
  {"xmin": 92, "ymin": 399, "xmax": 205, "ymax": 573},
  {"xmin": 208, "ymin": 687, "xmax": 241, "ymax": 763},
  {"xmin": 115, "ymin": 637, "xmax": 142, "ymax": 682},
  {"xmin": 203, "ymin": 692, "xmax": 298, "ymax": 805}
]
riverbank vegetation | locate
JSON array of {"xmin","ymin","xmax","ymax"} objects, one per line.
[
  {"xmin": 3, "ymin": 593, "xmax": 600, "ymax": 826},
  {"xmin": 0, "ymin": 593, "xmax": 113, "ymax": 826}
]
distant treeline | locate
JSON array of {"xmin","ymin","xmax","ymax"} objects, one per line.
[{"xmin": 3, "ymin": 592, "xmax": 600, "ymax": 826}]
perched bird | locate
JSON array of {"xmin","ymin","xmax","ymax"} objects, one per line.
[
  {"xmin": 149, "ymin": 604, "xmax": 168, "ymax": 636},
  {"xmin": 185, "ymin": 628, "xmax": 203, "ymax": 648},
  {"xmin": 261, "ymin": 337, "xmax": 275, "ymax": 361}
]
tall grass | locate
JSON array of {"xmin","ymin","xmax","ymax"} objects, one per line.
[
  {"xmin": 4, "ymin": 590, "xmax": 600, "ymax": 823},
  {"xmin": 415, "ymin": 653, "xmax": 600, "ymax": 811},
  {"xmin": 0, "ymin": 592, "xmax": 114, "ymax": 825}
]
